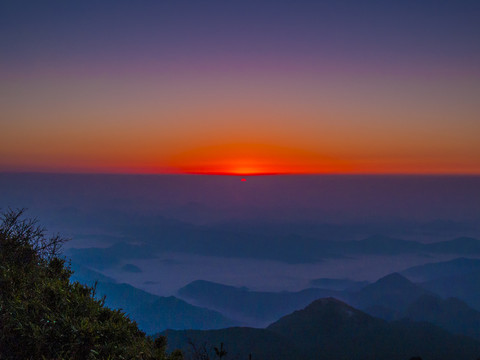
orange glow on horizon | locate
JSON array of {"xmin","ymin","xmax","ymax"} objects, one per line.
[
  {"xmin": 166, "ymin": 143, "xmax": 354, "ymax": 175},
  {"xmin": 1, "ymin": 140, "xmax": 479, "ymax": 176},
  {"xmin": 3, "ymin": 162, "xmax": 480, "ymax": 176}
]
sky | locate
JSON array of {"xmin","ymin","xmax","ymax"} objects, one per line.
[{"xmin": 1, "ymin": 0, "xmax": 479, "ymax": 175}]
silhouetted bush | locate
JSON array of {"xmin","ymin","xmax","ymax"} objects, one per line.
[{"xmin": 0, "ymin": 208, "xmax": 183, "ymax": 360}]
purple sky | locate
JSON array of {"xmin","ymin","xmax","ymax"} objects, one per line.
[{"xmin": 1, "ymin": 0, "xmax": 479, "ymax": 174}]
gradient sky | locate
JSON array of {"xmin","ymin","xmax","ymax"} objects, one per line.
[{"xmin": 1, "ymin": 0, "xmax": 479, "ymax": 174}]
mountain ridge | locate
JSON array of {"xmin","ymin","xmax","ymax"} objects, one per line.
[
  {"xmin": 164, "ymin": 297, "xmax": 480, "ymax": 360},
  {"xmin": 178, "ymin": 279, "xmax": 342, "ymax": 326},
  {"xmin": 70, "ymin": 264, "xmax": 237, "ymax": 334}
]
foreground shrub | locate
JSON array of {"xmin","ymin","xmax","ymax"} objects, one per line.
[{"xmin": 0, "ymin": 209, "xmax": 182, "ymax": 360}]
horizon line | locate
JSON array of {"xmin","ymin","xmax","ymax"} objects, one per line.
[{"xmin": 1, "ymin": 170, "xmax": 480, "ymax": 177}]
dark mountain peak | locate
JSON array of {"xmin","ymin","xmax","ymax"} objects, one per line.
[
  {"xmin": 363, "ymin": 272, "xmax": 421, "ymax": 296},
  {"xmin": 184, "ymin": 279, "xmax": 219, "ymax": 287},
  {"xmin": 353, "ymin": 272, "xmax": 429, "ymax": 312},
  {"xmin": 267, "ymin": 297, "xmax": 374, "ymax": 333},
  {"xmin": 168, "ymin": 300, "xmax": 480, "ymax": 360},
  {"xmin": 306, "ymin": 296, "xmax": 352, "ymax": 309},
  {"xmin": 384, "ymin": 272, "xmax": 404, "ymax": 278},
  {"xmin": 303, "ymin": 297, "xmax": 369, "ymax": 319},
  {"xmin": 375, "ymin": 272, "xmax": 412, "ymax": 286}
]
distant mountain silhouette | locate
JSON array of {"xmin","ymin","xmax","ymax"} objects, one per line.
[
  {"xmin": 351, "ymin": 273, "xmax": 430, "ymax": 316},
  {"xmin": 68, "ymin": 229, "xmax": 480, "ymax": 267},
  {"xmin": 268, "ymin": 297, "xmax": 480, "ymax": 359},
  {"xmin": 346, "ymin": 235, "xmax": 423, "ymax": 254},
  {"xmin": 422, "ymin": 270, "xmax": 480, "ymax": 311},
  {"xmin": 178, "ymin": 280, "xmax": 341, "ymax": 326},
  {"xmin": 284, "ymin": 234, "xmax": 425, "ymax": 258},
  {"xmin": 121, "ymin": 263, "xmax": 142, "ymax": 273},
  {"xmin": 402, "ymin": 257, "xmax": 480, "ymax": 282},
  {"xmin": 70, "ymin": 262, "xmax": 116, "ymax": 283},
  {"xmin": 67, "ymin": 242, "xmax": 155, "ymax": 269},
  {"xmin": 427, "ymin": 237, "xmax": 480, "ymax": 254},
  {"xmin": 405, "ymin": 294, "xmax": 480, "ymax": 340},
  {"xmin": 164, "ymin": 298, "xmax": 480, "ymax": 360},
  {"xmin": 70, "ymin": 264, "xmax": 237, "ymax": 334},
  {"xmin": 348, "ymin": 235, "xmax": 480, "ymax": 256},
  {"xmin": 349, "ymin": 271, "xmax": 480, "ymax": 339},
  {"xmin": 267, "ymin": 298, "xmax": 378, "ymax": 356}
]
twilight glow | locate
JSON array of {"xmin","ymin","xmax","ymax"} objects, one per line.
[{"xmin": 1, "ymin": 1, "xmax": 479, "ymax": 175}]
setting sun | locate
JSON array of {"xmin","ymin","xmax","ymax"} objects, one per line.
[
  {"xmin": 167, "ymin": 143, "xmax": 351, "ymax": 175},
  {"xmin": 229, "ymin": 164, "xmax": 266, "ymax": 176}
]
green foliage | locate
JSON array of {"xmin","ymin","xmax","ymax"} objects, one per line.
[{"xmin": 0, "ymin": 209, "xmax": 183, "ymax": 360}]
